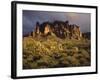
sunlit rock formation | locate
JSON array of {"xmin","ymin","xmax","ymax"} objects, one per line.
[{"xmin": 32, "ymin": 20, "xmax": 82, "ymax": 40}]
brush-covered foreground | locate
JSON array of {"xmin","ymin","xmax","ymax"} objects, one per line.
[{"xmin": 23, "ymin": 35, "xmax": 91, "ymax": 69}]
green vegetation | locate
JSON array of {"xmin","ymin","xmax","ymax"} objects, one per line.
[{"xmin": 23, "ymin": 36, "xmax": 91, "ymax": 69}]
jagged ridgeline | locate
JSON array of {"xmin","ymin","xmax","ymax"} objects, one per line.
[
  {"xmin": 30, "ymin": 21, "xmax": 82, "ymax": 40},
  {"xmin": 23, "ymin": 20, "xmax": 91, "ymax": 69}
]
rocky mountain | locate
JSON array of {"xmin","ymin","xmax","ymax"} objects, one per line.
[
  {"xmin": 82, "ymin": 32, "xmax": 91, "ymax": 40},
  {"xmin": 23, "ymin": 21, "xmax": 91, "ymax": 69},
  {"xmin": 30, "ymin": 20, "xmax": 82, "ymax": 40}
]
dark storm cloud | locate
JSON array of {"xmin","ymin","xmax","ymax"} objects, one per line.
[{"xmin": 23, "ymin": 10, "xmax": 90, "ymax": 35}]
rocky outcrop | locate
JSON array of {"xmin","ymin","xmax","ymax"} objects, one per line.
[
  {"xmin": 32, "ymin": 20, "xmax": 82, "ymax": 40},
  {"xmin": 82, "ymin": 32, "xmax": 90, "ymax": 40}
]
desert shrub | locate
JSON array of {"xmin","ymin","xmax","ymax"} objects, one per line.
[
  {"xmin": 58, "ymin": 55, "xmax": 70, "ymax": 67},
  {"xmin": 23, "ymin": 37, "xmax": 91, "ymax": 69},
  {"xmin": 49, "ymin": 59, "xmax": 59, "ymax": 68},
  {"xmin": 52, "ymin": 52, "xmax": 62, "ymax": 59},
  {"xmin": 65, "ymin": 56, "xmax": 80, "ymax": 66},
  {"xmin": 81, "ymin": 49, "xmax": 90, "ymax": 58},
  {"xmin": 66, "ymin": 50, "xmax": 74, "ymax": 56},
  {"xmin": 79, "ymin": 57, "xmax": 89, "ymax": 66},
  {"xmin": 37, "ymin": 55, "xmax": 50, "ymax": 65},
  {"xmin": 73, "ymin": 53, "xmax": 83, "ymax": 60},
  {"xmin": 72, "ymin": 47, "xmax": 79, "ymax": 52},
  {"xmin": 23, "ymin": 58, "xmax": 38, "ymax": 69},
  {"xmin": 36, "ymin": 59, "xmax": 48, "ymax": 68},
  {"xmin": 66, "ymin": 56, "xmax": 72, "ymax": 63},
  {"xmin": 23, "ymin": 49, "xmax": 33, "ymax": 56},
  {"xmin": 26, "ymin": 55, "xmax": 33, "ymax": 62},
  {"xmin": 32, "ymin": 55, "xmax": 41, "ymax": 61},
  {"xmin": 27, "ymin": 62, "xmax": 38, "ymax": 69},
  {"xmin": 70, "ymin": 57, "xmax": 80, "ymax": 66}
]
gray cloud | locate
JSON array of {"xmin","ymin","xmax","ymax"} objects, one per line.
[{"xmin": 23, "ymin": 10, "xmax": 90, "ymax": 35}]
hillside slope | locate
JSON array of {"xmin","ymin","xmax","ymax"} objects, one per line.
[{"xmin": 23, "ymin": 35, "xmax": 91, "ymax": 69}]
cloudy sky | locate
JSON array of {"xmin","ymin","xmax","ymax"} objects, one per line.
[{"xmin": 23, "ymin": 10, "xmax": 91, "ymax": 35}]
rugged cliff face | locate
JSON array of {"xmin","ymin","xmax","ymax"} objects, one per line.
[{"xmin": 32, "ymin": 21, "xmax": 82, "ymax": 40}]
